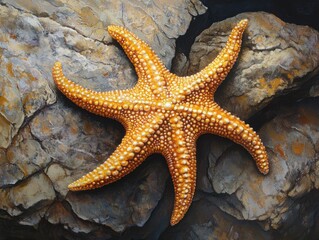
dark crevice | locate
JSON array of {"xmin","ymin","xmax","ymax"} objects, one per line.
[
  {"xmin": 1, "ymin": 164, "xmax": 50, "ymax": 190},
  {"xmin": 174, "ymin": 10, "xmax": 210, "ymax": 58}
]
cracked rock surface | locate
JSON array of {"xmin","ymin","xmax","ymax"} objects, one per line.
[{"xmin": 0, "ymin": 3, "xmax": 319, "ymax": 240}]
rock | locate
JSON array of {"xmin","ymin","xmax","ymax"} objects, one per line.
[
  {"xmin": 174, "ymin": 12, "xmax": 319, "ymax": 119},
  {"xmin": 0, "ymin": 163, "xmax": 24, "ymax": 187},
  {"xmin": 0, "ymin": 0, "xmax": 204, "ymax": 238},
  {"xmin": 209, "ymin": 98, "xmax": 319, "ymax": 231},
  {"xmin": 0, "ymin": 6, "xmax": 56, "ymax": 149},
  {"xmin": 45, "ymin": 202, "xmax": 98, "ymax": 234},
  {"xmin": 0, "ymin": 172, "xmax": 55, "ymax": 221},
  {"xmin": 2, "ymin": 0, "xmax": 206, "ymax": 67},
  {"xmin": 1, "ymin": 127, "xmax": 52, "ymax": 185},
  {"xmin": 160, "ymin": 197, "xmax": 273, "ymax": 240}
]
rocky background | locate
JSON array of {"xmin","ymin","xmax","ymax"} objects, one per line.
[{"xmin": 0, "ymin": 0, "xmax": 319, "ymax": 239}]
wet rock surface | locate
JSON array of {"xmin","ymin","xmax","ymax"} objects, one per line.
[{"xmin": 0, "ymin": 2, "xmax": 319, "ymax": 240}]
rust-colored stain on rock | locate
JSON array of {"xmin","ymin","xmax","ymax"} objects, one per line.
[
  {"xmin": 9, "ymin": 33, "xmax": 17, "ymax": 39},
  {"xmin": 276, "ymin": 194, "xmax": 285, "ymax": 202},
  {"xmin": 291, "ymin": 142, "xmax": 305, "ymax": 156},
  {"xmin": 6, "ymin": 148, "xmax": 14, "ymax": 161},
  {"xmin": 6, "ymin": 62, "xmax": 14, "ymax": 77},
  {"xmin": 275, "ymin": 144, "xmax": 286, "ymax": 159},
  {"xmin": 25, "ymin": 72, "xmax": 37, "ymax": 82},
  {"xmin": 83, "ymin": 121, "xmax": 94, "ymax": 134},
  {"xmin": 259, "ymin": 77, "xmax": 284, "ymax": 96},
  {"xmin": 70, "ymin": 125, "xmax": 79, "ymax": 135},
  {"xmin": 33, "ymin": 117, "xmax": 51, "ymax": 135},
  {"xmin": 22, "ymin": 94, "xmax": 36, "ymax": 114},
  {"xmin": 0, "ymin": 96, "xmax": 8, "ymax": 106}
]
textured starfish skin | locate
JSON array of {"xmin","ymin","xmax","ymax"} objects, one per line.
[{"xmin": 52, "ymin": 19, "xmax": 269, "ymax": 225}]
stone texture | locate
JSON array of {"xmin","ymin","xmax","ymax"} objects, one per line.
[
  {"xmin": 2, "ymin": 0, "xmax": 206, "ymax": 68},
  {"xmin": 45, "ymin": 201, "xmax": 97, "ymax": 234},
  {"xmin": 0, "ymin": 127, "xmax": 52, "ymax": 187},
  {"xmin": 160, "ymin": 197, "xmax": 273, "ymax": 240},
  {"xmin": 209, "ymin": 98, "xmax": 319, "ymax": 230},
  {"xmin": 0, "ymin": 172, "xmax": 55, "ymax": 221},
  {"xmin": 0, "ymin": 2, "xmax": 319, "ymax": 239},
  {"xmin": 174, "ymin": 12, "xmax": 319, "ymax": 119}
]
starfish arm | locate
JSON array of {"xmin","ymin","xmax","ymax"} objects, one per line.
[
  {"xmin": 196, "ymin": 105, "xmax": 269, "ymax": 174},
  {"xmin": 52, "ymin": 62, "xmax": 134, "ymax": 123},
  {"xmin": 169, "ymin": 19, "xmax": 248, "ymax": 103},
  {"xmin": 163, "ymin": 116, "xmax": 197, "ymax": 225},
  {"xmin": 108, "ymin": 25, "xmax": 169, "ymax": 98},
  {"xmin": 68, "ymin": 113, "xmax": 165, "ymax": 191}
]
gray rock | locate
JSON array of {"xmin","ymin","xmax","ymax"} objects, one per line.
[
  {"xmin": 45, "ymin": 202, "xmax": 98, "ymax": 234},
  {"xmin": 209, "ymin": 99, "xmax": 319, "ymax": 230},
  {"xmin": 3, "ymin": 0, "xmax": 206, "ymax": 68},
  {"xmin": 175, "ymin": 12, "xmax": 319, "ymax": 119},
  {"xmin": 0, "ymin": 172, "xmax": 55, "ymax": 220},
  {"xmin": 0, "ymin": 163, "xmax": 24, "ymax": 187},
  {"xmin": 3, "ymin": 127, "xmax": 52, "ymax": 182},
  {"xmin": 160, "ymin": 197, "xmax": 272, "ymax": 240}
]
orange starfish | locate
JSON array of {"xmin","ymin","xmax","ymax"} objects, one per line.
[{"xmin": 52, "ymin": 19, "xmax": 269, "ymax": 225}]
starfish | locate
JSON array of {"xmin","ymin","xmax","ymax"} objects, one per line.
[{"xmin": 52, "ymin": 19, "xmax": 269, "ymax": 225}]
